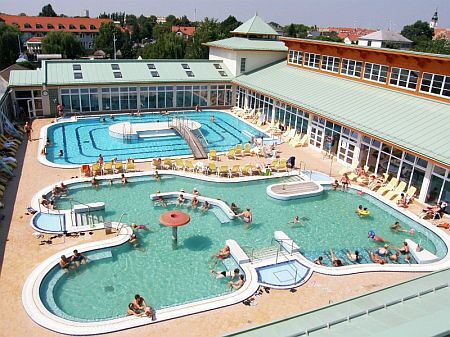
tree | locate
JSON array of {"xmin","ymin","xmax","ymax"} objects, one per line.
[
  {"xmin": 0, "ymin": 24, "xmax": 20, "ymax": 69},
  {"xmin": 140, "ymin": 32, "xmax": 186, "ymax": 59},
  {"xmin": 39, "ymin": 4, "xmax": 57, "ymax": 17},
  {"xmin": 401, "ymin": 21, "xmax": 433, "ymax": 45},
  {"xmin": 42, "ymin": 31, "xmax": 84, "ymax": 58},
  {"xmin": 284, "ymin": 23, "xmax": 309, "ymax": 38},
  {"xmin": 185, "ymin": 18, "xmax": 224, "ymax": 59},
  {"xmin": 94, "ymin": 22, "xmax": 124, "ymax": 57},
  {"xmin": 220, "ymin": 16, "xmax": 241, "ymax": 36},
  {"xmin": 314, "ymin": 35, "xmax": 344, "ymax": 43},
  {"xmin": 414, "ymin": 38, "xmax": 450, "ymax": 55}
]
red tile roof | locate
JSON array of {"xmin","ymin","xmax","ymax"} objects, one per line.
[
  {"xmin": 171, "ymin": 26, "xmax": 196, "ymax": 36},
  {"xmin": 26, "ymin": 37, "xmax": 44, "ymax": 43},
  {"xmin": 434, "ymin": 28, "xmax": 450, "ymax": 40},
  {"xmin": 337, "ymin": 32, "xmax": 359, "ymax": 42},
  {"xmin": 0, "ymin": 14, "xmax": 112, "ymax": 33}
]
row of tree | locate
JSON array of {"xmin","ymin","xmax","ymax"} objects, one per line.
[{"xmin": 401, "ymin": 20, "xmax": 450, "ymax": 54}]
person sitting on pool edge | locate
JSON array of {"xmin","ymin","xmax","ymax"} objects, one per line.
[
  {"xmin": 190, "ymin": 197, "xmax": 199, "ymax": 209},
  {"xmin": 59, "ymin": 255, "xmax": 75, "ymax": 272},
  {"xmin": 128, "ymin": 234, "xmax": 139, "ymax": 247},
  {"xmin": 176, "ymin": 194, "xmax": 185, "ymax": 206},
  {"xmin": 71, "ymin": 249, "xmax": 88, "ymax": 267},
  {"xmin": 154, "ymin": 195, "xmax": 167, "ymax": 207},
  {"xmin": 211, "ymin": 268, "xmax": 240, "ymax": 280},
  {"xmin": 368, "ymin": 250, "xmax": 385, "ymax": 264},
  {"xmin": 346, "ymin": 250, "xmax": 360, "ymax": 262},
  {"xmin": 314, "ymin": 256, "xmax": 324, "ymax": 265},
  {"xmin": 201, "ymin": 200, "xmax": 210, "ymax": 212},
  {"xmin": 228, "ymin": 274, "xmax": 245, "ymax": 291},
  {"xmin": 331, "ymin": 180, "xmax": 340, "ymax": 191},
  {"xmin": 211, "ymin": 245, "xmax": 230, "ymax": 262},
  {"xmin": 329, "ymin": 249, "xmax": 343, "ymax": 267}
]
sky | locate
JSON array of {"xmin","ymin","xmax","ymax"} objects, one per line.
[{"xmin": 1, "ymin": 0, "xmax": 449, "ymax": 30}]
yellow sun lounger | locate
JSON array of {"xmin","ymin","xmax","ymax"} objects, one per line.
[
  {"xmin": 393, "ymin": 186, "xmax": 416, "ymax": 203},
  {"xmin": 227, "ymin": 149, "xmax": 236, "ymax": 160},
  {"xmin": 377, "ymin": 178, "xmax": 398, "ymax": 196},
  {"xmin": 207, "ymin": 162, "xmax": 217, "ymax": 175},
  {"xmin": 229, "ymin": 165, "xmax": 241, "ymax": 177},
  {"xmin": 126, "ymin": 161, "xmax": 136, "ymax": 172},
  {"xmin": 114, "ymin": 162, "xmax": 123, "ymax": 173},
  {"xmin": 103, "ymin": 162, "xmax": 113, "ymax": 174},
  {"xmin": 385, "ymin": 181, "xmax": 407, "ymax": 200},
  {"xmin": 243, "ymin": 143, "xmax": 252, "ymax": 156},
  {"xmin": 218, "ymin": 165, "xmax": 229, "ymax": 177},
  {"xmin": 208, "ymin": 150, "xmax": 217, "ymax": 161},
  {"xmin": 184, "ymin": 160, "xmax": 195, "ymax": 172}
]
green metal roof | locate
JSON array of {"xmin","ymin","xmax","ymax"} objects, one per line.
[
  {"xmin": 232, "ymin": 15, "xmax": 279, "ymax": 36},
  {"xmin": 205, "ymin": 37, "xmax": 287, "ymax": 51},
  {"xmin": 281, "ymin": 37, "xmax": 450, "ymax": 60},
  {"xmin": 233, "ymin": 60, "xmax": 450, "ymax": 167},
  {"xmin": 225, "ymin": 268, "xmax": 450, "ymax": 337},
  {"xmin": 8, "ymin": 69, "xmax": 43, "ymax": 87},
  {"xmin": 8, "ymin": 59, "xmax": 233, "ymax": 87}
]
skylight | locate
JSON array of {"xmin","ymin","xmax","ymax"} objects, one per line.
[
  {"xmin": 72, "ymin": 64, "xmax": 81, "ymax": 71},
  {"xmin": 74, "ymin": 72, "xmax": 83, "ymax": 79},
  {"xmin": 147, "ymin": 64, "xmax": 156, "ymax": 69},
  {"xmin": 181, "ymin": 64, "xmax": 190, "ymax": 70},
  {"xmin": 150, "ymin": 71, "xmax": 160, "ymax": 77},
  {"xmin": 219, "ymin": 71, "xmax": 228, "ymax": 77},
  {"xmin": 214, "ymin": 64, "xmax": 222, "ymax": 69},
  {"xmin": 113, "ymin": 72, "xmax": 122, "ymax": 78},
  {"xmin": 186, "ymin": 71, "xmax": 195, "ymax": 77},
  {"xmin": 111, "ymin": 64, "xmax": 120, "ymax": 70}
]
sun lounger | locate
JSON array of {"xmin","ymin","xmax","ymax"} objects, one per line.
[
  {"xmin": 377, "ymin": 178, "xmax": 398, "ymax": 196},
  {"xmin": 393, "ymin": 186, "xmax": 416, "ymax": 203},
  {"xmin": 229, "ymin": 165, "xmax": 241, "ymax": 177},
  {"xmin": 103, "ymin": 162, "xmax": 113, "ymax": 174},
  {"xmin": 162, "ymin": 158, "xmax": 173, "ymax": 169},
  {"xmin": 385, "ymin": 181, "xmax": 407, "ymax": 200},
  {"xmin": 218, "ymin": 165, "xmax": 229, "ymax": 177},
  {"xmin": 207, "ymin": 162, "xmax": 217, "ymax": 175},
  {"xmin": 243, "ymin": 143, "xmax": 252, "ymax": 156},
  {"xmin": 126, "ymin": 161, "xmax": 136, "ymax": 172},
  {"xmin": 92, "ymin": 163, "xmax": 102, "ymax": 176},
  {"xmin": 227, "ymin": 149, "xmax": 236, "ymax": 160},
  {"xmin": 114, "ymin": 162, "xmax": 123, "ymax": 173},
  {"xmin": 184, "ymin": 160, "xmax": 195, "ymax": 172},
  {"xmin": 208, "ymin": 150, "xmax": 217, "ymax": 161},
  {"xmin": 174, "ymin": 159, "xmax": 185, "ymax": 170}
]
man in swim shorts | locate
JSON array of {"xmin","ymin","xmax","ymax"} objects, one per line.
[{"xmin": 211, "ymin": 268, "xmax": 240, "ymax": 280}]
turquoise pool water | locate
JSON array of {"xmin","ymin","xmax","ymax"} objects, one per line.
[
  {"xmin": 45, "ymin": 110, "xmax": 266, "ymax": 165},
  {"xmin": 41, "ymin": 175, "xmax": 447, "ymax": 322}
]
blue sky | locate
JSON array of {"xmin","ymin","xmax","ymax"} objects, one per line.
[{"xmin": 2, "ymin": 0, "xmax": 449, "ymax": 29}]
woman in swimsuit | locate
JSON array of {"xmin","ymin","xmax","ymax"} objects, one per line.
[
  {"xmin": 340, "ymin": 173, "xmax": 350, "ymax": 191},
  {"xmin": 239, "ymin": 208, "xmax": 252, "ymax": 224}
]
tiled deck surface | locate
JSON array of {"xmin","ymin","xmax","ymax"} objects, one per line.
[{"xmin": 0, "ymin": 116, "xmax": 447, "ymax": 337}]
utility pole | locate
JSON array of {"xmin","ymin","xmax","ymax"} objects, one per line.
[
  {"xmin": 17, "ymin": 35, "xmax": 21, "ymax": 54},
  {"xmin": 194, "ymin": 8, "xmax": 197, "ymax": 22},
  {"xmin": 113, "ymin": 33, "xmax": 117, "ymax": 60}
]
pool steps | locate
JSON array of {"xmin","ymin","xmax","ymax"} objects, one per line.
[
  {"xmin": 406, "ymin": 239, "xmax": 439, "ymax": 264},
  {"xmin": 266, "ymin": 181, "xmax": 323, "ymax": 200}
]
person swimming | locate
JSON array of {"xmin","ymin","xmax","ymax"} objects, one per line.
[
  {"xmin": 346, "ymin": 250, "xmax": 360, "ymax": 262},
  {"xmin": 176, "ymin": 194, "xmax": 185, "ymax": 206}
]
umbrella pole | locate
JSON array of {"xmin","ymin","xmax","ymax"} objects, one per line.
[{"xmin": 172, "ymin": 227, "xmax": 178, "ymax": 246}]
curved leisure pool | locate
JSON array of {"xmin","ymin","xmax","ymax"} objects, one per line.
[
  {"xmin": 37, "ymin": 174, "xmax": 448, "ymax": 323},
  {"xmin": 44, "ymin": 110, "xmax": 266, "ymax": 166}
]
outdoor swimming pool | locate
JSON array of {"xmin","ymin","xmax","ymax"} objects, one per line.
[
  {"xmin": 39, "ymin": 175, "xmax": 447, "ymax": 322},
  {"xmin": 44, "ymin": 110, "xmax": 267, "ymax": 165}
]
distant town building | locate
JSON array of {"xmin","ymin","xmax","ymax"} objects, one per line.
[
  {"xmin": 25, "ymin": 37, "xmax": 43, "ymax": 54},
  {"xmin": 430, "ymin": 10, "xmax": 438, "ymax": 29},
  {"xmin": 434, "ymin": 28, "xmax": 450, "ymax": 40},
  {"xmin": 156, "ymin": 16, "xmax": 167, "ymax": 24},
  {"xmin": 0, "ymin": 14, "xmax": 112, "ymax": 52},
  {"xmin": 358, "ymin": 30, "xmax": 412, "ymax": 50},
  {"xmin": 171, "ymin": 26, "xmax": 196, "ymax": 39},
  {"xmin": 337, "ymin": 33, "xmax": 359, "ymax": 44}
]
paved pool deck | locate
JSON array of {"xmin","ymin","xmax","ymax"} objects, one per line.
[{"xmin": 0, "ymin": 115, "xmax": 448, "ymax": 337}]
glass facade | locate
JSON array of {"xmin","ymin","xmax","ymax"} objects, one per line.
[
  {"xmin": 140, "ymin": 86, "xmax": 174, "ymax": 109},
  {"xmin": 427, "ymin": 166, "xmax": 450, "ymax": 205},
  {"xmin": 210, "ymin": 85, "xmax": 232, "ymax": 106}
]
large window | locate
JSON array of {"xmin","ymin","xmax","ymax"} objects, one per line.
[
  {"xmin": 176, "ymin": 85, "xmax": 208, "ymax": 108},
  {"xmin": 340, "ymin": 59, "xmax": 363, "ymax": 78},
  {"xmin": 288, "ymin": 50, "xmax": 303, "ymax": 65},
  {"xmin": 420, "ymin": 72, "xmax": 450, "ymax": 98},
  {"xmin": 61, "ymin": 88, "xmax": 99, "ymax": 113},
  {"xmin": 274, "ymin": 104, "xmax": 309, "ymax": 135},
  {"xmin": 321, "ymin": 55, "xmax": 340, "ymax": 73},
  {"xmin": 304, "ymin": 52, "xmax": 320, "ymax": 69},
  {"xmin": 210, "ymin": 85, "xmax": 232, "ymax": 106},
  {"xmin": 337, "ymin": 127, "xmax": 358, "ymax": 164},
  {"xmin": 427, "ymin": 166, "xmax": 450, "ymax": 206},
  {"xmin": 139, "ymin": 86, "xmax": 174, "ymax": 109},
  {"xmin": 389, "ymin": 67, "xmax": 419, "ymax": 90},
  {"xmin": 363, "ymin": 62, "xmax": 389, "ymax": 83},
  {"xmin": 101, "ymin": 87, "xmax": 136, "ymax": 111},
  {"xmin": 240, "ymin": 58, "xmax": 246, "ymax": 72}
]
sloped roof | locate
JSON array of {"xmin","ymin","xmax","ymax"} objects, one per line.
[
  {"xmin": 0, "ymin": 63, "xmax": 30, "ymax": 83},
  {"xmin": 9, "ymin": 59, "xmax": 233, "ymax": 86},
  {"xmin": 359, "ymin": 30, "xmax": 412, "ymax": 43},
  {"xmin": 204, "ymin": 37, "xmax": 287, "ymax": 51},
  {"xmin": 171, "ymin": 26, "xmax": 196, "ymax": 36},
  {"xmin": 0, "ymin": 14, "xmax": 112, "ymax": 33},
  {"xmin": 232, "ymin": 15, "xmax": 279, "ymax": 36},
  {"xmin": 233, "ymin": 60, "xmax": 450, "ymax": 167}
]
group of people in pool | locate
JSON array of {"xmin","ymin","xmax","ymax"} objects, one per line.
[
  {"xmin": 59, "ymin": 249, "xmax": 88, "ymax": 272},
  {"xmin": 91, "ymin": 173, "xmax": 129, "ymax": 188},
  {"xmin": 127, "ymin": 294, "xmax": 156, "ymax": 319},
  {"xmin": 209, "ymin": 245, "xmax": 245, "ymax": 291}
]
